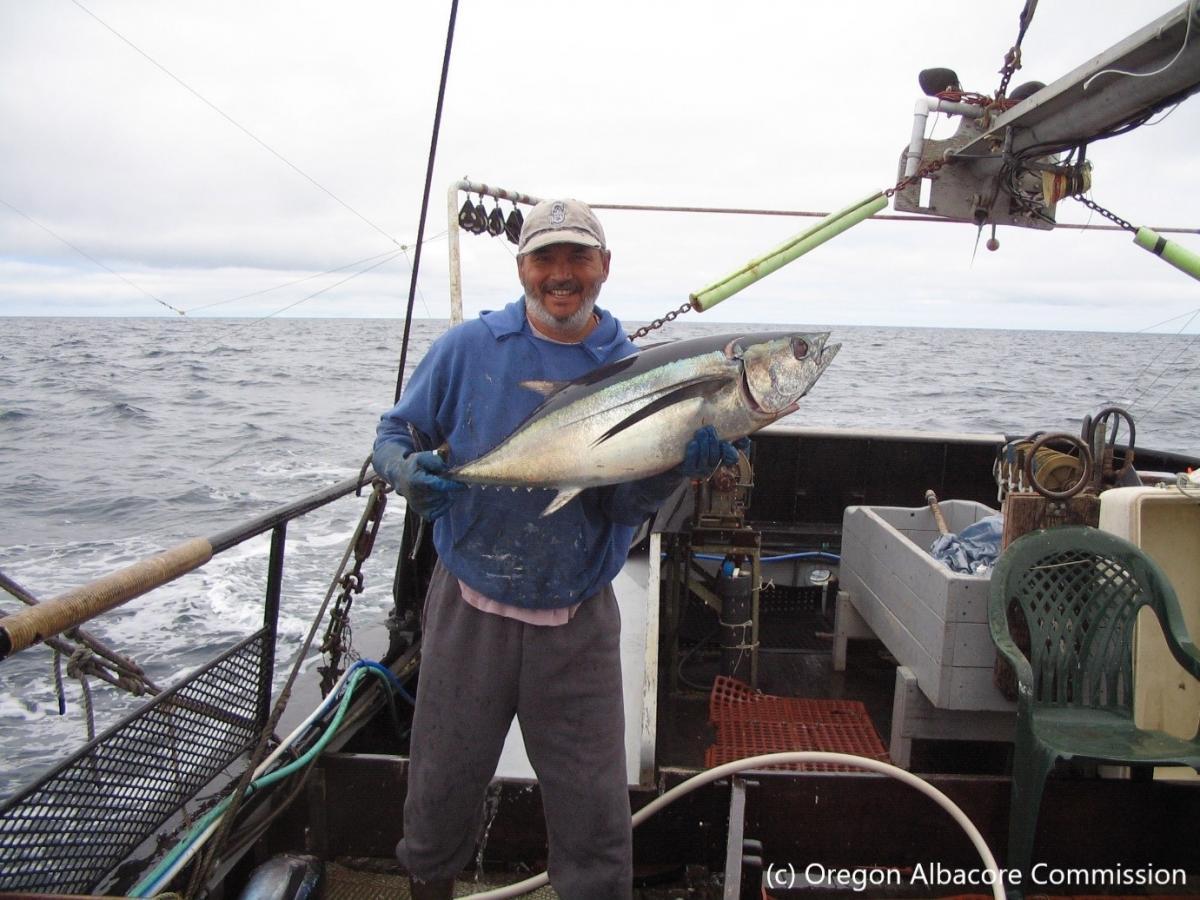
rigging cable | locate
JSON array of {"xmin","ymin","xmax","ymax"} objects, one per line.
[
  {"xmin": 67, "ymin": 0, "xmax": 403, "ymax": 249},
  {"xmin": 584, "ymin": 201, "xmax": 1197, "ymax": 234},
  {"xmin": 393, "ymin": 0, "xmax": 461, "ymax": 405}
]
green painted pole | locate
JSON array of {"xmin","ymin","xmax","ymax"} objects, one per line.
[
  {"xmin": 690, "ymin": 192, "xmax": 887, "ymax": 312},
  {"xmin": 1134, "ymin": 227, "xmax": 1200, "ymax": 282}
]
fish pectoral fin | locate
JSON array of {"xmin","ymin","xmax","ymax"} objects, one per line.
[
  {"xmin": 540, "ymin": 486, "xmax": 583, "ymax": 517},
  {"xmin": 519, "ymin": 379, "xmax": 570, "ymax": 397},
  {"xmin": 592, "ymin": 373, "xmax": 734, "ymax": 447}
]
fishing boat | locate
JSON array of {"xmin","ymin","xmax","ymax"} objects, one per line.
[{"xmin": 3, "ymin": 2, "xmax": 1200, "ymax": 898}]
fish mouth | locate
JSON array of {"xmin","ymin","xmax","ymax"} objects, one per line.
[{"xmin": 819, "ymin": 342, "xmax": 842, "ymax": 371}]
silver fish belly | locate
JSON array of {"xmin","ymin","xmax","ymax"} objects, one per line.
[{"xmin": 450, "ymin": 331, "xmax": 839, "ymax": 515}]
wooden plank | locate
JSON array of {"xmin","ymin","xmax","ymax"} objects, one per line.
[
  {"xmin": 947, "ymin": 667, "xmax": 1015, "ymax": 712},
  {"xmin": 843, "ymin": 570, "xmax": 945, "ymax": 705},
  {"xmin": 832, "ymin": 590, "xmax": 875, "ymax": 672},
  {"xmin": 891, "ymin": 667, "xmax": 1014, "ymax": 768},
  {"xmin": 843, "ymin": 526, "xmax": 949, "ymax": 660}
]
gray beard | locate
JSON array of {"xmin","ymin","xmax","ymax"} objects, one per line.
[{"xmin": 526, "ymin": 292, "xmax": 596, "ymax": 336}]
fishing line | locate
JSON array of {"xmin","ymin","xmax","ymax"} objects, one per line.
[
  {"xmin": 184, "ymin": 249, "xmax": 406, "ymax": 313},
  {"xmin": 1135, "ymin": 336, "xmax": 1200, "ymax": 417},
  {"xmin": 233, "ymin": 251, "xmax": 406, "ymax": 326},
  {"xmin": 393, "ymin": 0, "xmax": 460, "ymax": 404},
  {"xmin": 1126, "ymin": 311, "xmax": 1200, "ymax": 409},
  {"xmin": 1135, "ymin": 307, "xmax": 1200, "ymax": 334},
  {"xmin": 398, "ymin": 246, "xmax": 434, "ymax": 319},
  {"xmin": 184, "ymin": 230, "xmax": 447, "ymax": 316},
  {"xmin": 67, "ymin": 0, "xmax": 403, "ymax": 248},
  {"xmin": 0, "ymin": 195, "xmax": 188, "ymax": 316}
]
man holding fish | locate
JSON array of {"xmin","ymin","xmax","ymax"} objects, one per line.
[
  {"xmin": 373, "ymin": 198, "xmax": 737, "ymax": 899},
  {"xmin": 374, "ymin": 199, "xmax": 838, "ymax": 898}
]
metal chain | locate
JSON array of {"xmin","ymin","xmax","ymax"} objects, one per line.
[
  {"xmin": 1071, "ymin": 194, "xmax": 1136, "ymax": 232},
  {"xmin": 318, "ymin": 487, "xmax": 387, "ymax": 694},
  {"xmin": 885, "ymin": 158, "xmax": 948, "ymax": 198},
  {"xmin": 628, "ymin": 300, "xmax": 695, "ymax": 342},
  {"xmin": 996, "ymin": 0, "xmax": 1039, "ymax": 101}
]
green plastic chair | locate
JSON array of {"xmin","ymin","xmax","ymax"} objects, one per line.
[{"xmin": 988, "ymin": 525, "xmax": 1200, "ymax": 886}]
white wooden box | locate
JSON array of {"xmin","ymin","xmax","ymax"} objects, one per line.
[{"xmin": 840, "ymin": 501, "xmax": 1013, "ymax": 711}]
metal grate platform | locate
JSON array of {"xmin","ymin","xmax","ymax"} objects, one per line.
[{"xmin": 0, "ymin": 632, "xmax": 268, "ymax": 894}]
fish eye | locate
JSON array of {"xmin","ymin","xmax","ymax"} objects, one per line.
[{"xmin": 791, "ymin": 338, "xmax": 809, "ymax": 359}]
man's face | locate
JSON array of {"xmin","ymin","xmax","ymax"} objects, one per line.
[{"xmin": 517, "ymin": 242, "xmax": 611, "ymax": 335}]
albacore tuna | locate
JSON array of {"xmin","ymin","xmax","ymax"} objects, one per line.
[{"xmin": 450, "ymin": 331, "xmax": 840, "ymax": 515}]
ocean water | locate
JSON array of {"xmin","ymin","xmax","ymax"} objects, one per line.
[{"xmin": 2, "ymin": 314, "xmax": 1199, "ymax": 800}]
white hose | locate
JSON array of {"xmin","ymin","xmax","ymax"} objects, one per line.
[{"xmin": 460, "ymin": 751, "xmax": 1005, "ymax": 900}]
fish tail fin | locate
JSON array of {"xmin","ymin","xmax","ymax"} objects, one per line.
[{"xmin": 540, "ymin": 486, "xmax": 583, "ymax": 517}]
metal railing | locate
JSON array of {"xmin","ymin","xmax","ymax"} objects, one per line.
[{"xmin": 0, "ymin": 473, "xmax": 373, "ymax": 894}]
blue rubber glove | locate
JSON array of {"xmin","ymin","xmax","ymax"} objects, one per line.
[
  {"xmin": 386, "ymin": 450, "xmax": 466, "ymax": 522},
  {"xmin": 680, "ymin": 425, "xmax": 740, "ymax": 479}
]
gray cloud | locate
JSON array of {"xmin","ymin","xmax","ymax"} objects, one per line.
[{"xmin": 1, "ymin": 0, "xmax": 1195, "ymax": 330}]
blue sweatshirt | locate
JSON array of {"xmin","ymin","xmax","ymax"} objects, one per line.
[{"xmin": 374, "ymin": 298, "xmax": 679, "ymax": 609}]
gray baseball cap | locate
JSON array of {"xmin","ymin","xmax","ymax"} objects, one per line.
[{"xmin": 517, "ymin": 199, "xmax": 607, "ymax": 255}]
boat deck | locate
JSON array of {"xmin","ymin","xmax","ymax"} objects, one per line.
[{"xmin": 655, "ymin": 607, "xmax": 1013, "ymax": 776}]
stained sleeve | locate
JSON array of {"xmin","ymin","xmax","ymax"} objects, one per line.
[{"xmin": 372, "ymin": 342, "xmax": 449, "ymax": 483}]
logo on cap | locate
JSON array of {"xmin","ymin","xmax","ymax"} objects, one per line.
[{"xmin": 549, "ymin": 202, "xmax": 567, "ymax": 225}]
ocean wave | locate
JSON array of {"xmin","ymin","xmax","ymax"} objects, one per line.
[
  {"xmin": 3, "ymin": 315, "xmax": 1199, "ymax": 799},
  {"xmin": 86, "ymin": 401, "xmax": 156, "ymax": 423}
]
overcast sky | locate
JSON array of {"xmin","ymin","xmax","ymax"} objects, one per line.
[{"xmin": 1, "ymin": 0, "xmax": 1197, "ymax": 331}]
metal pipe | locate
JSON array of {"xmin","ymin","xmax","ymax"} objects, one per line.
[
  {"xmin": 717, "ymin": 569, "xmax": 754, "ymax": 683},
  {"xmin": 0, "ymin": 474, "xmax": 372, "ymax": 661},
  {"xmin": 208, "ymin": 474, "xmax": 370, "ymax": 553},
  {"xmin": 447, "ymin": 182, "xmax": 464, "ymax": 325},
  {"xmin": 903, "ymin": 97, "xmax": 988, "ymax": 177},
  {"xmin": 0, "ymin": 539, "xmax": 213, "ymax": 661},
  {"xmin": 258, "ymin": 523, "xmax": 287, "ymax": 728}
]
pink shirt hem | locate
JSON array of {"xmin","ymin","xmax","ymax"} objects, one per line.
[{"xmin": 459, "ymin": 579, "xmax": 579, "ymax": 626}]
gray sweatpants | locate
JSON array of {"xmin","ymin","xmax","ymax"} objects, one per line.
[{"xmin": 396, "ymin": 561, "xmax": 632, "ymax": 898}]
